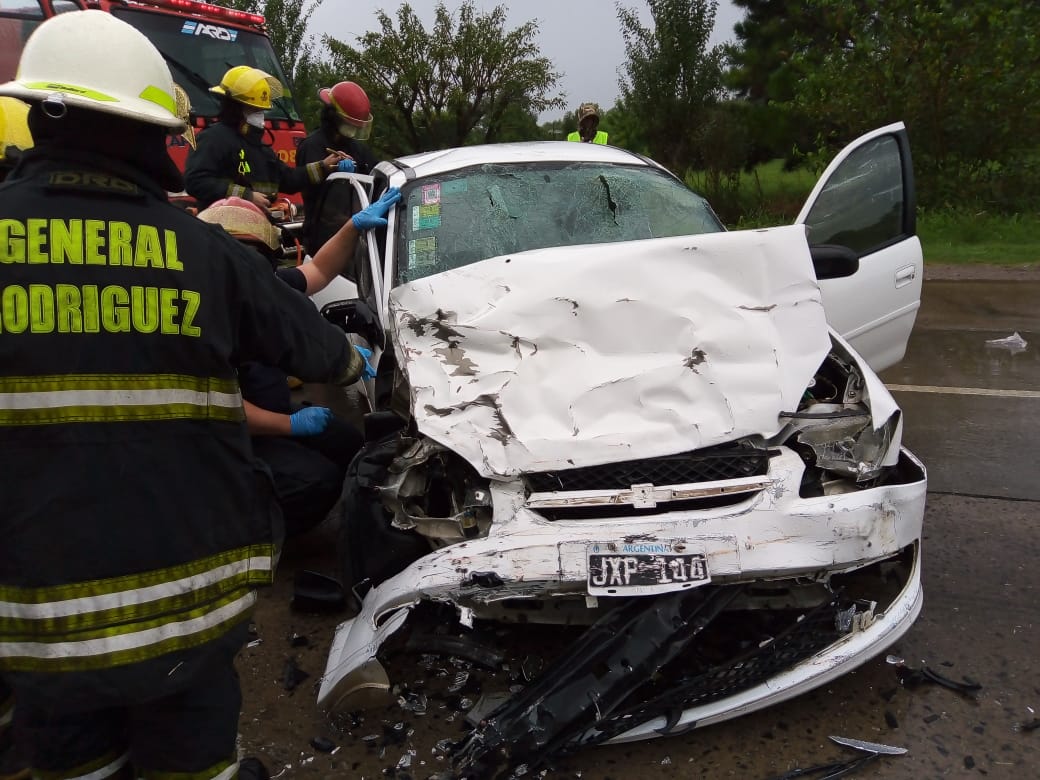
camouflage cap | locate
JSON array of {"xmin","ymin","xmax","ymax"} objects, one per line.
[{"xmin": 577, "ymin": 102, "xmax": 600, "ymax": 122}]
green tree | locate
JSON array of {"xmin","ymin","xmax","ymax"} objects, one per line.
[
  {"xmin": 723, "ymin": 0, "xmax": 833, "ymax": 167},
  {"xmin": 290, "ymin": 53, "xmax": 338, "ymax": 130},
  {"xmin": 322, "ymin": 2, "xmax": 564, "ymax": 155},
  {"xmin": 616, "ymin": 0, "xmax": 726, "ymax": 175},
  {"xmin": 789, "ymin": 0, "xmax": 1040, "ymax": 209}
]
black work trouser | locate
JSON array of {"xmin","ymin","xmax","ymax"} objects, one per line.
[
  {"xmin": 251, "ymin": 416, "xmax": 363, "ymax": 538},
  {"xmin": 0, "ymin": 679, "xmax": 26, "ymax": 776},
  {"xmin": 7, "ymin": 654, "xmax": 240, "ymax": 778}
]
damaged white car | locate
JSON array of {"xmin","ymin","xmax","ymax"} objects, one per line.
[{"xmin": 307, "ymin": 123, "xmax": 926, "ymax": 777}]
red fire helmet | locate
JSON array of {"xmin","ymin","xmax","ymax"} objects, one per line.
[{"xmin": 318, "ymin": 81, "xmax": 373, "ymax": 141}]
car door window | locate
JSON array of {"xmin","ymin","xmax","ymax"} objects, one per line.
[{"xmin": 803, "ymin": 135, "xmax": 906, "ymax": 255}]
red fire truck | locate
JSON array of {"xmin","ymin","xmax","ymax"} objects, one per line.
[{"xmin": 0, "ymin": 0, "xmax": 307, "ymax": 202}]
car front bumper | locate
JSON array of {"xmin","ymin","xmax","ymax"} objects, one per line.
[{"xmin": 318, "ymin": 446, "xmax": 926, "ymax": 737}]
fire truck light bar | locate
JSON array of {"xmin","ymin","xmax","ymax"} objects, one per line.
[{"xmin": 137, "ymin": 0, "xmax": 266, "ymax": 26}]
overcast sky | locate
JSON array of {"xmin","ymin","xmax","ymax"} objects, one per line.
[{"xmin": 307, "ymin": 1, "xmax": 743, "ymax": 121}]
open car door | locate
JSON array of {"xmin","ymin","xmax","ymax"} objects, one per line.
[
  {"xmin": 305, "ymin": 172, "xmax": 376, "ymax": 313},
  {"xmin": 796, "ymin": 122, "xmax": 922, "ymax": 372}
]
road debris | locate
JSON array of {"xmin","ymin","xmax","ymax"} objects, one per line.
[
  {"xmin": 984, "ymin": 332, "xmax": 1028, "ymax": 353},
  {"xmin": 765, "ymin": 735, "xmax": 907, "ymax": 779},
  {"xmin": 887, "ymin": 656, "xmax": 982, "ymax": 698},
  {"xmin": 310, "ymin": 736, "xmax": 336, "ymax": 753},
  {"xmin": 281, "ymin": 656, "xmax": 309, "ymax": 692}
]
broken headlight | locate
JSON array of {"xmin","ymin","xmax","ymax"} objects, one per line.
[
  {"xmin": 784, "ymin": 403, "xmax": 899, "ymax": 483},
  {"xmin": 780, "ymin": 350, "xmax": 899, "ymax": 486},
  {"xmin": 379, "ymin": 437, "xmax": 493, "ymax": 546}
]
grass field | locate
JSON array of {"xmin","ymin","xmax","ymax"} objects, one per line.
[
  {"xmin": 696, "ymin": 160, "xmax": 1040, "ymax": 266},
  {"xmin": 916, "ymin": 209, "xmax": 1040, "ymax": 265}
]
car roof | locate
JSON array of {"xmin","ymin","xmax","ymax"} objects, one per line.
[{"xmin": 379, "ymin": 141, "xmax": 659, "ymax": 180}]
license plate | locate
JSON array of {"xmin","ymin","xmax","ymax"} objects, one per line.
[{"xmin": 587, "ymin": 546, "xmax": 710, "ymax": 596}]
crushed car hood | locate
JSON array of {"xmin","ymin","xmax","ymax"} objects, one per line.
[{"xmin": 389, "ymin": 224, "xmax": 833, "ymax": 477}]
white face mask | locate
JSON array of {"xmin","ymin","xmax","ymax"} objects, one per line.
[{"xmin": 244, "ymin": 109, "xmax": 265, "ymax": 129}]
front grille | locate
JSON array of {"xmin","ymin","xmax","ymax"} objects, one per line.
[{"xmin": 525, "ymin": 444, "xmax": 771, "ymax": 494}]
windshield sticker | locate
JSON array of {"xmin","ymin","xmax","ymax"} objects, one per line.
[
  {"xmin": 421, "ymin": 183, "xmax": 441, "ymax": 205},
  {"xmin": 412, "ymin": 204, "xmax": 442, "ymax": 231},
  {"xmin": 442, "ymin": 180, "xmax": 468, "ymax": 195},
  {"xmin": 180, "ymin": 20, "xmax": 239, "ymax": 42},
  {"xmin": 408, "ymin": 236, "xmax": 437, "ymax": 273}
]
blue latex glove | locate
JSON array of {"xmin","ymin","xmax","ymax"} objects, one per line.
[
  {"xmin": 336, "ymin": 158, "xmax": 356, "ymax": 173},
  {"xmin": 355, "ymin": 344, "xmax": 377, "ymax": 380},
  {"xmin": 351, "ymin": 187, "xmax": 402, "ymax": 231},
  {"xmin": 289, "ymin": 406, "xmax": 332, "ymax": 436}
]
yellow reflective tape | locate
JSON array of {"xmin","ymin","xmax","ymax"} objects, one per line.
[
  {"xmin": 20, "ymin": 81, "xmax": 118, "ymax": 102},
  {"xmin": 34, "ymin": 751, "xmax": 128, "ymax": 780},
  {"xmin": 0, "ymin": 569, "xmax": 271, "ymax": 640},
  {"xmin": 0, "ymin": 586, "xmax": 260, "ymax": 646},
  {"xmin": 1, "ymin": 387, "xmax": 240, "ymax": 410},
  {"xmin": 0, "ymin": 594, "xmax": 256, "ymax": 672},
  {"xmin": 139, "ymin": 758, "xmax": 237, "ymax": 780},
  {"xmin": 0, "ymin": 373, "xmax": 239, "ymax": 395},
  {"xmin": 0, "ymin": 401, "xmax": 244, "ymax": 426},
  {"xmin": 138, "ymin": 85, "xmax": 176, "ymax": 116},
  {"xmin": 0, "ymin": 545, "xmax": 272, "ymax": 604}
]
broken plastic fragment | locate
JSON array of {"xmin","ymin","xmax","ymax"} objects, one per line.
[
  {"xmin": 465, "ymin": 692, "xmax": 512, "ymax": 727},
  {"xmin": 435, "ymin": 738, "xmax": 456, "ymax": 754},
  {"xmin": 458, "ymin": 606, "xmax": 475, "ymax": 629},
  {"xmin": 281, "ymin": 657, "xmax": 309, "ymax": 692},
  {"xmin": 985, "ymin": 332, "xmax": 1028, "ymax": 353},
  {"xmin": 405, "ymin": 634, "xmax": 504, "ymax": 669},
  {"xmin": 894, "ymin": 662, "xmax": 981, "ymax": 698},
  {"xmin": 829, "ymin": 735, "xmax": 908, "ymax": 755},
  {"xmin": 310, "ymin": 736, "xmax": 336, "ymax": 753},
  {"xmin": 447, "ymin": 670, "xmax": 470, "ymax": 693},
  {"xmin": 397, "ymin": 750, "xmax": 416, "ymax": 769},
  {"xmin": 398, "ymin": 691, "xmax": 429, "ymax": 714}
]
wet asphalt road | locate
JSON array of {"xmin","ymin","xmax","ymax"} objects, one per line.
[{"xmin": 239, "ymin": 276, "xmax": 1040, "ymax": 778}]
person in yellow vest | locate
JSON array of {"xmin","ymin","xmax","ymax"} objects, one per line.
[{"xmin": 567, "ymin": 102, "xmax": 608, "ymax": 144}]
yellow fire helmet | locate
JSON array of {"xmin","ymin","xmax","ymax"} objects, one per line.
[
  {"xmin": 0, "ymin": 96, "xmax": 32, "ymax": 160},
  {"xmin": 197, "ymin": 196, "xmax": 281, "ymax": 252},
  {"xmin": 209, "ymin": 65, "xmax": 283, "ymax": 111}
]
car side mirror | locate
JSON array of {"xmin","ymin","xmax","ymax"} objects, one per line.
[
  {"xmin": 320, "ymin": 298, "xmax": 384, "ymax": 349},
  {"xmin": 810, "ymin": 244, "xmax": 860, "ymax": 280}
]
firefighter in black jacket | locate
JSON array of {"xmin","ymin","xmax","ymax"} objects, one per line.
[
  {"xmin": 296, "ymin": 81, "xmax": 379, "ymax": 250},
  {"xmin": 0, "ymin": 11, "xmax": 364, "ymax": 779},
  {"xmin": 184, "ymin": 65, "xmax": 342, "ymax": 212}
]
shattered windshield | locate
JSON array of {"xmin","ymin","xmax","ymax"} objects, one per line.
[{"xmin": 395, "ymin": 162, "xmax": 724, "ymax": 284}]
